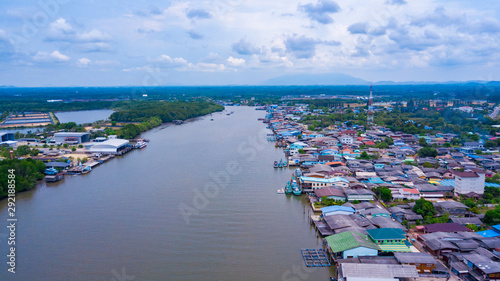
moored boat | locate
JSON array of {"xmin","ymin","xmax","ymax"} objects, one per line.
[
  {"xmin": 285, "ymin": 182, "xmax": 293, "ymax": 195},
  {"xmin": 274, "ymin": 161, "xmax": 279, "ymax": 168}
]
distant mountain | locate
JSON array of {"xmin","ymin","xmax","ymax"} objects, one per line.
[{"xmin": 263, "ymin": 73, "xmax": 370, "ymax": 86}]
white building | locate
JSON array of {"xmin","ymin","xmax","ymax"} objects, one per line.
[
  {"xmin": 54, "ymin": 132, "xmax": 91, "ymax": 144},
  {"xmin": 339, "ymin": 136, "xmax": 353, "ymax": 145},
  {"xmin": 88, "ymin": 139, "xmax": 129, "ymax": 154},
  {"xmin": 454, "ymin": 170, "xmax": 485, "ymax": 196}
]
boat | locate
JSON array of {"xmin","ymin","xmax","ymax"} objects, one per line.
[
  {"xmin": 136, "ymin": 141, "xmax": 147, "ymax": 149},
  {"xmin": 273, "ymin": 161, "xmax": 279, "ymax": 168},
  {"xmin": 44, "ymin": 167, "xmax": 58, "ymax": 175},
  {"xmin": 277, "ymin": 188, "xmax": 285, "ymax": 194},
  {"xmin": 292, "ymin": 180, "xmax": 302, "ymax": 196},
  {"xmin": 295, "ymin": 168, "xmax": 302, "ymax": 177},
  {"xmin": 278, "ymin": 159, "xmax": 284, "ymax": 168},
  {"xmin": 285, "ymin": 182, "xmax": 292, "ymax": 195},
  {"xmin": 81, "ymin": 166, "xmax": 92, "ymax": 174}
]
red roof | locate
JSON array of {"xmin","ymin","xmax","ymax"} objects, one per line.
[
  {"xmin": 402, "ymin": 188, "xmax": 420, "ymax": 194},
  {"xmin": 364, "ymin": 141, "xmax": 376, "ymax": 146}
]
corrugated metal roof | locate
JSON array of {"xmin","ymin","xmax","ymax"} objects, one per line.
[{"xmin": 325, "ymin": 231, "xmax": 380, "ymax": 253}]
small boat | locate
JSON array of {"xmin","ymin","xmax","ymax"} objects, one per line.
[
  {"xmin": 136, "ymin": 141, "xmax": 147, "ymax": 149},
  {"xmin": 44, "ymin": 167, "xmax": 58, "ymax": 175},
  {"xmin": 295, "ymin": 168, "xmax": 302, "ymax": 177},
  {"xmin": 277, "ymin": 188, "xmax": 285, "ymax": 194},
  {"xmin": 292, "ymin": 180, "xmax": 302, "ymax": 196},
  {"xmin": 274, "ymin": 161, "xmax": 279, "ymax": 168},
  {"xmin": 278, "ymin": 159, "xmax": 284, "ymax": 168},
  {"xmin": 285, "ymin": 182, "xmax": 292, "ymax": 195},
  {"xmin": 81, "ymin": 166, "xmax": 92, "ymax": 174}
]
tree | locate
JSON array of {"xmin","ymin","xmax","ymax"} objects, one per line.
[
  {"xmin": 484, "ymin": 209, "xmax": 500, "ymax": 225},
  {"xmin": 298, "ymin": 149, "xmax": 305, "ymax": 154},
  {"xmin": 419, "ymin": 137, "xmax": 428, "ymax": 147},
  {"xmin": 485, "ymin": 140, "xmax": 497, "ymax": 148},
  {"xmin": 422, "ymin": 162, "xmax": 433, "ymax": 168},
  {"xmin": 443, "ymin": 142, "xmax": 451, "ymax": 147},
  {"xmin": 375, "ymin": 142, "xmax": 389, "ymax": 149},
  {"xmin": 297, "ymin": 134, "xmax": 302, "ymax": 140},
  {"xmin": 384, "ymin": 137, "xmax": 394, "ymax": 145},
  {"xmin": 374, "ymin": 186, "xmax": 392, "ymax": 202},
  {"xmin": 359, "ymin": 151, "xmax": 370, "ymax": 160},
  {"xmin": 451, "ymin": 138, "xmax": 462, "ymax": 146},
  {"xmin": 418, "ymin": 147, "xmax": 437, "ymax": 158},
  {"xmin": 466, "ymin": 224, "xmax": 479, "ymax": 231},
  {"xmin": 412, "ymin": 198, "xmax": 437, "ymax": 218},
  {"xmin": 71, "ymin": 147, "xmax": 76, "ymax": 152}
]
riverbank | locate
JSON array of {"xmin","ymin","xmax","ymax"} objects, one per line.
[{"xmin": 0, "ymin": 105, "xmax": 333, "ymax": 281}]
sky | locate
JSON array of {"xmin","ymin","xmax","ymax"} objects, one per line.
[{"xmin": 1, "ymin": 0, "xmax": 500, "ymax": 86}]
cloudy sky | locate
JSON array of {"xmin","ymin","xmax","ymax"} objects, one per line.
[{"xmin": 1, "ymin": 0, "xmax": 500, "ymax": 86}]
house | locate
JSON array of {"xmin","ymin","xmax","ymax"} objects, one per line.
[
  {"xmin": 366, "ymin": 228, "xmax": 411, "ymax": 253},
  {"xmin": 464, "ymin": 142, "xmax": 484, "ymax": 149},
  {"xmin": 337, "ymin": 263, "xmax": 419, "ymax": 280},
  {"xmin": 393, "ymin": 252, "xmax": 438, "ymax": 274},
  {"xmin": 462, "ymin": 254, "xmax": 500, "ymax": 280},
  {"xmin": 434, "ymin": 201, "xmax": 469, "ymax": 217},
  {"xmin": 344, "ymin": 189, "xmax": 375, "ymax": 202},
  {"xmin": 424, "ymin": 223, "xmax": 472, "ymax": 234},
  {"xmin": 321, "ymin": 205, "xmax": 355, "ymax": 217},
  {"xmin": 300, "ymin": 176, "xmax": 350, "ymax": 189},
  {"xmin": 391, "ymin": 188, "xmax": 421, "ymax": 201},
  {"xmin": 325, "ymin": 231, "xmax": 380, "ymax": 259},
  {"xmin": 314, "ymin": 187, "xmax": 347, "ymax": 202},
  {"xmin": 454, "ymin": 171, "xmax": 485, "ymax": 196},
  {"xmin": 339, "ymin": 135, "xmax": 354, "ymax": 145},
  {"xmin": 450, "ymin": 217, "xmax": 483, "ymax": 228}
]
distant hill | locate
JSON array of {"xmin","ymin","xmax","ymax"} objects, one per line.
[{"xmin": 263, "ymin": 73, "xmax": 370, "ymax": 86}]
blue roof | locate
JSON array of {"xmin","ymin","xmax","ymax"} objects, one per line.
[
  {"xmin": 477, "ymin": 229, "xmax": 500, "ymax": 238},
  {"xmin": 485, "ymin": 182, "xmax": 500, "ymax": 188},
  {"xmin": 492, "ymin": 224, "xmax": 500, "ymax": 232},
  {"xmin": 321, "ymin": 206, "xmax": 355, "ymax": 215}
]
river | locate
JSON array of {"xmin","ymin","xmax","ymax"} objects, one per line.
[{"xmin": 0, "ymin": 106, "xmax": 333, "ymax": 281}]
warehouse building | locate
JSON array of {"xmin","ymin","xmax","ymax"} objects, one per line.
[
  {"xmin": 88, "ymin": 139, "xmax": 129, "ymax": 154},
  {"xmin": 54, "ymin": 132, "xmax": 91, "ymax": 144}
]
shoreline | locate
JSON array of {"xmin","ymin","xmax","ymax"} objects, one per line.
[{"xmin": 0, "ymin": 107, "xmax": 227, "ymax": 201}]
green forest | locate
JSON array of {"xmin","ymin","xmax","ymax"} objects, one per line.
[
  {"xmin": 0, "ymin": 159, "xmax": 46, "ymax": 199},
  {"xmin": 110, "ymin": 100, "xmax": 224, "ymax": 122}
]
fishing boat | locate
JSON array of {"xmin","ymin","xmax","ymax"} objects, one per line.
[
  {"xmin": 295, "ymin": 168, "xmax": 302, "ymax": 177},
  {"xmin": 136, "ymin": 141, "xmax": 147, "ymax": 149},
  {"xmin": 273, "ymin": 161, "xmax": 279, "ymax": 168},
  {"xmin": 81, "ymin": 166, "xmax": 92, "ymax": 174},
  {"xmin": 278, "ymin": 159, "xmax": 284, "ymax": 168},
  {"xmin": 292, "ymin": 180, "xmax": 302, "ymax": 196},
  {"xmin": 44, "ymin": 167, "xmax": 58, "ymax": 175},
  {"xmin": 285, "ymin": 182, "xmax": 292, "ymax": 195}
]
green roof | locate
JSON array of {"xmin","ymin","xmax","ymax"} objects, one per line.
[
  {"xmin": 366, "ymin": 228, "xmax": 406, "ymax": 241},
  {"xmin": 325, "ymin": 231, "xmax": 380, "ymax": 253}
]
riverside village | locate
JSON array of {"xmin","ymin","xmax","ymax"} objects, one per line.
[{"xmin": 263, "ymin": 87, "xmax": 500, "ymax": 281}]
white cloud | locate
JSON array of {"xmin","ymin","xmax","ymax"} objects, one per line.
[
  {"xmin": 227, "ymin": 56, "xmax": 245, "ymax": 66},
  {"xmin": 76, "ymin": 58, "xmax": 91, "ymax": 67},
  {"xmin": 33, "ymin": 50, "xmax": 70, "ymax": 63}
]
